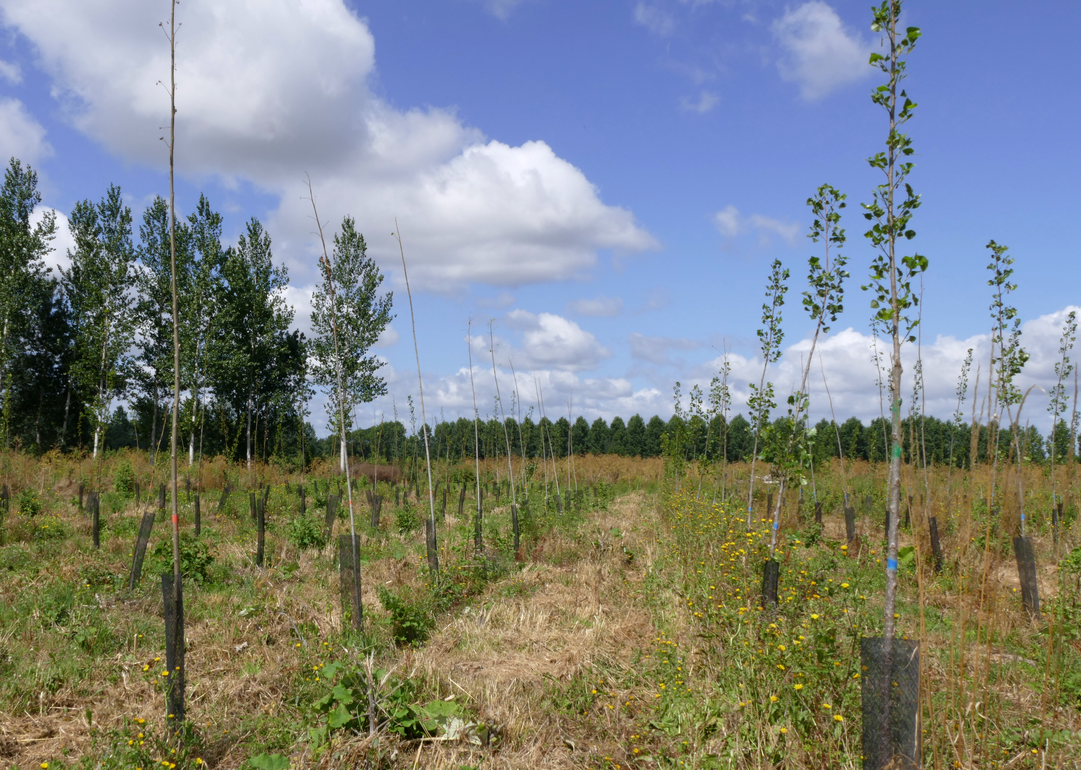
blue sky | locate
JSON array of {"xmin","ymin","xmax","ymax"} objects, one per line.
[{"xmin": 1, "ymin": 0, "xmax": 1078, "ymax": 434}]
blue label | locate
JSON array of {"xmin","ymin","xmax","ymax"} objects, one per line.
[
  {"xmin": 773, "ymin": 521, "xmax": 779, "ymax": 530},
  {"xmin": 887, "ymin": 558, "xmax": 898, "ymax": 570}
]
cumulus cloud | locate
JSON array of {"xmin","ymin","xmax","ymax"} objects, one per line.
[
  {"xmin": 339, "ymin": 359, "xmax": 667, "ymax": 434},
  {"xmin": 634, "ymin": 2, "xmax": 676, "ymax": 37},
  {"xmin": 30, "ymin": 207, "xmax": 73, "ymax": 276},
  {"xmin": 0, "ymin": 0, "xmax": 656, "ymax": 293},
  {"xmin": 771, "ymin": 2, "xmax": 875, "ymax": 100},
  {"xmin": 497, "ymin": 310, "xmax": 613, "ymax": 372},
  {"xmin": 0, "ymin": 97, "xmax": 51, "ymax": 166},
  {"xmin": 691, "ymin": 306, "xmax": 1081, "ymax": 431},
  {"xmin": 713, "ymin": 205, "xmax": 800, "ymax": 247},
  {"xmin": 567, "ymin": 295, "xmax": 624, "ymax": 318}
]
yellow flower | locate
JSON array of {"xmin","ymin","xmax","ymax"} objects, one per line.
[
  {"xmin": 794, "ymin": 684, "xmax": 803, "ymax": 690},
  {"xmin": 770, "ymin": 695, "xmax": 779, "ymax": 703},
  {"xmin": 780, "ymin": 727, "xmax": 788, "ymax": 734},
  {"xmin": 811, "ymin": 614, "xmax": 819, "ymax": 620},
  {"xmin": 822, "ymin": 703, "xmax": 831, "ymax": 709},
  {"xmin": 834, "ymin": 714, "xmax": 844, "ymax": 722}
]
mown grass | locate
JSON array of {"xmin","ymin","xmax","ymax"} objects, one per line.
[{"xmin": 0, "ymin": 452, "xmax": 1079, "ymax": 769}]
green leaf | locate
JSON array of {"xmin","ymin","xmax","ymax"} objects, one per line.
[
  {"xmin": 248, "ymin": 754, "xmax": 290, "ymax": 770},
  {"xmin": 331, "ymin": 683, "xmax": 355, "ymax": 706},
  {"xmin": 328, "ymin": 701, "xmax": 354, "ymax": 729}
]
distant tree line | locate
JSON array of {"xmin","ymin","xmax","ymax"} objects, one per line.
[{"xmin": 315, "ymin": 412, "xmax": 1080, "ymax": 470}]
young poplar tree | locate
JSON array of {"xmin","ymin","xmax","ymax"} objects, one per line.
[
  {"xmin": 1047, "ymin": 311, "xmax": 1076, "ymax": 507},
  {"xmin": 985, "ymin": 241, "xmax": 1028, "ymax": 529},
  {"xmin": 708, "ymin": 345, "xmax": 732, "ymax": 502},
  {"xmin": 0, "ymin": 159, "xmax": 54, "ymax": 449},
  {"xmin": 310, "ymin": 216, "xmax": 393, "ymax": 472},
  {"xmin": 135, "ymin": 196, "xmax": 192, "ymax": 464},
  {"xmin": 163, "ymin": 0, "xmax": 184, "ymax": 722},
  {"xmin": 945, "ymin": 348, "xmax": 973, "ymax": 507},
  {"xmin": 212, "ymin": 219, "xmax": 293, "ymax": 471},
  {"xmin": 745, "ymin": 258, "xmax": 788, "ymax": 529},
  {"xmin": 764, "ymin": 184, "xmax": 848, "ymax": 558},
  {"xmin": 861, "ymin": 1, "xmax": 926, "ymax": 638},
  {"xmin": 183, "ymin": 196, "xmax": 226, "ymax": 467},
  {"xmin": 62, "ymin": 185, "xmax": 138, "ymax": 459}
]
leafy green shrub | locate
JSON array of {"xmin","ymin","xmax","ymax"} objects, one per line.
[
  {"xmin": 17, "ymin": 488, "xmax": 42, "ymax": 517},
  {"xmin": 113, "ymin": 461, "xmax": 135, "ymax": 498},
  {"xmin": 287, "ymin": 513, "xmax": 326, "ymax": 550},
  {"xmin": 377, "ymin": 586, "xmax": 433, "ymax": 646},
  {"xmin": 310, "ymin": 660, "xmax": 461, "ymax": 747},
  {"xmin": 395, "ymin": 504, "xmax": 419, "ymax": 535},
  {"xmin": 147, "ymin": 532, "xmax": 215, "ymax": 585}
]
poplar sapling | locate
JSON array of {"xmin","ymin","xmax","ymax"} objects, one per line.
[
  {"xmin": 985, "ymin": 240, "xmax": 1029, "ymax": 532},
  {"xmin": 1047, "ymin": 311, "xmax": 1076, "ymax": 508},
  {"xmin": 861, "ymin": 1, "xmax": 926, "ymax": 639},
  {"xmin": 745, "ymin": 258, "xmax": 788, "ymax": 530},
  {"xmin": 764, "ymin": 184, "xmax": 848, "ymax": 558}
]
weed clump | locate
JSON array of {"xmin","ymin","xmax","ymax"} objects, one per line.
[{"xmin": 286, "ymin": 512, "xmax": 326, "ymax": 550}]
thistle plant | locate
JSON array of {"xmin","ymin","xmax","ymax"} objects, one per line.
[
  {"xmin": 745, "ymin": 258, "xmax": 788, "ymax": 530},
  {"xmin": 1048, "ymin": 310, "xmax": 1077, "ymax": 506},
  {"xmin": 861, "ymin": 0, "xmax": 926, "ymax": 639}
]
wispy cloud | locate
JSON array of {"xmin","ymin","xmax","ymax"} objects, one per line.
[
  {"xmin": 713, "ymin": 206, "xmax": 800, "ymax": 247},
  {"xmin": 634, "ymin": 2, "xmax": 676, "ymax": 37},
  {"xmin": 680, "ymin": 90, "xmax": 720, "ymax": 113},
  {"xmin": 567, "ymin": 295, "xmax": 625, "ymax": 318}
]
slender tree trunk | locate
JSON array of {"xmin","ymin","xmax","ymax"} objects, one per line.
[{"xmin": 60, "ymin": 380, "xmax": 72, "ymax": 448}]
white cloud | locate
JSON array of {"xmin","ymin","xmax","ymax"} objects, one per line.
[
  {"xmin": 771, "ymin": 2, "xmax": 875, "ymax": 100},
  {"xmin": 689, "ymin": 305, "xmax": 1081, "ymax": 431},
  {"xmin": 0, "ymin": 0, "xmax": 656, "ymax": 294},
  {"xmin": 749, "ymin": 213, "xmax": 800, "ymax": 247},
  {"xmin": 30, "ymin": 207, "xmax": 73, "ymax": 276},
  {"xmin": 634, "ymin": 287, "xmax": 671, "ymax": 314},
  {"xmin": 0, "ymin": 97, "xmax": 51, "ymax": 165},
  {"xmin": 481, "ymin": 0, "xmax": 527, "ymax": 19},
  {"xmin": 634, "ymin": 2, "xmax": 676, "ymax": 37},
  {"xmin": 713, "ymin": 205, "xmax": 800, "ymax": 247},
  {"xmin": 375, "ymin": 324, "xmax": 400, "ymax": 348},
  {"xmin": 713, "ymin": 204, "xmax": 742, "ymax": 237},
  {"xmin": 468, "ymin": 311, "xmax": 612, "ymax": 375},
  {"xmin": 567, "ymin": 295, "xmax": 624, "ymax": 318},
  {"xmin": 629, "ymin": 332, "xmax": 701, "ymax": 366},
  {"xmin": 680, "ymin": 90, "xmax": 720, "ymax": 114},
  {"xmin": 0, "ymin": 59, "xmax": 21, "ymax": 83}
]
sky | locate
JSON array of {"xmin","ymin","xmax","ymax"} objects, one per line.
[{"xmin": 1, "ymin": 0, "xmax": 1078, "ymax": 435}]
